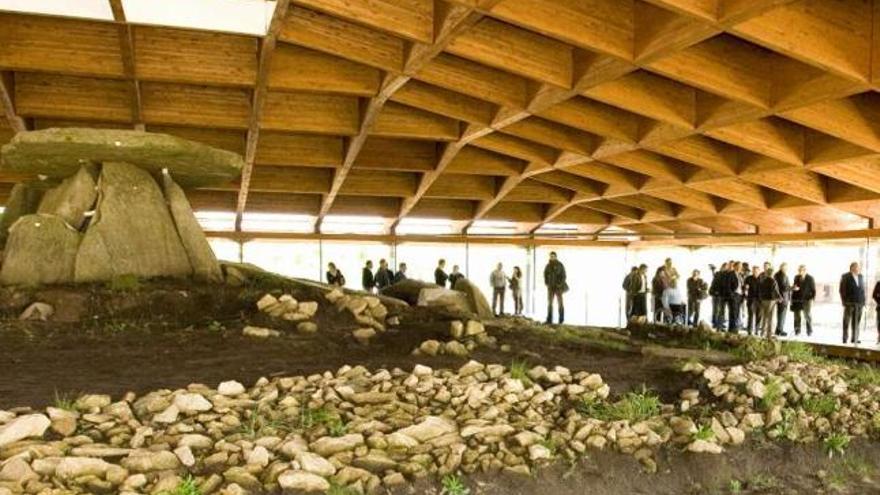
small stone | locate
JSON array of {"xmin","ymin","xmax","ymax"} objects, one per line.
[
  {"xmin": 443, "ymin": 341, "xmax": 469, "ymax": 357},
  {"xmin": 55, "ymin": 457, "xmax": 111, "ymax": 480},
  {"xmin": 256, "ymin": 294, "xmax": 279, "ymax": 312},
  {"xmin": 383, "ymin": 472, "xmax": 406, "ymax": 486},
  {"xmin": 310, "ymin": 434, "xmax": 365, "ymax": 457},
  {"xmin": 450, "ymin": 321, "xmax": 464, "ymax": 340},
  {"xmin": 296, "ymin": 452, "xmax": 336, "ymax": 477},
  {"xmin": 746, "ymin": 380, "xmax": 766, "ymax": 399},
  {"xmin": 465, "ymin": 320, "xmax": 485, "ymax": 336},
  {"xmin": 458, "ymin": 360, "xmax": 485, "ymax": 377},
  {"xmin": 121, "ymin": 450, "xmax": 181, "ymax": 473},
  {"xmin": 353, "ymin": 328, "xmax": 376, "ymax": 344},
  {"xmin": 528, "ymin": 444, "xmax": 552, "ymax": 461},
  {"xmin": 687, "ymin": 439, "xmax": 723, "ymax": 454},
  {"xmin": 153, "ymin": 405, "xmax": 179, "ymax": 423},
  {"xmin": 278, "ymin": 470, "xmax": 330, "ymax": 492},
  {"xmin": 297, "ymin": 321, "xmax": 319, "ymax": 334},
  {"xmin": 243, "ymin": 326, "xmax": 280, "ymax": 338},
  {"xmin": 513, "ymin": 431, "xmax": 542, "ymax": 447},
  {"xmin": 396, "ymin": 416, "xmax": 457, "ymax": 442},
  {"xmin": 298, "ymin": 301, "xmax": 319, "ymax": 318},
  {"xmin": 246, "ymin": 446, "xmax": 270, "ymax": 467},
  {"xmin": 0, "ymin": 458, "xmax": 37, "ymax": 484},
  {"xmin": 217, "ymin": 380, "xmax": 246, "ymax": 396},
  {"xmin": 419, "ymin": 340, "xmax": 441, "ymax": 356},
  {"xmin": 75, "ymin": 394, "xmax": 112, "ymax": 411},
  {"xmin": 174, "ymin": 445, "xmax": 195, "ymax": 467},
  {"xmin": 174, "ymin": 393, "xmax": 213, "ymax": 414},
  {"xmin": 412, "ymin": 364, "xmax": 433, "ymax": 377}
]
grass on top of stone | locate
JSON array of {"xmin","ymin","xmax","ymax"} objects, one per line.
[
  {"xmin": 440, "ymin": 474, "xmax": 471, "ymax": 495},
  {"xmin": 159, "ymin": 475, "xmax": 201, "ymax": 495},
  {"xmin": 53, "ymin": 390, "xmax": 77, "ymax": 411},
  {"xmin": 692, "ymin": 423, "xmax": 715, "ymax": 441},
  {"xmin": 509, "ymin": 359, "xmax": 533, "ymax": 387},
  {"xmin": 577, "ymin": 387, "xmax": 661, "ymax": 423},
  {"xmin": 759, "ymin": 378, "xmax": 784, "ymax": 411},
  {"xmin": 846, "ymin": 364, "xmax": 880, "ymax": 389},
  {"xmin": 802, "ymin": 394, "xmax": 840, "ymax": 416},
  {"xmin": 239, "ymin": 407, "xmax": 294, "ymax": 438}
]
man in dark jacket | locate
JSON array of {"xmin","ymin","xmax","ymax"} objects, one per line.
[
  {"xmin": 774, "ymin": 263, "xmax": 791, "ymax": 336},
  {"xmin": 725, "ymin": 261, "xmax": 742, "ymax": 333},
  {"xmin": 434, "ymin": 259, "xmax": 448, "ymax": 287},
  {"xmin": 362, "ymin": 260, "xmax": 375, "ymax": 292},
  {"xmin": 544, "ymin": 252, "xmax": 567, "ymax": 325},
  {"xmin": 622, "ymin": 266, "xmax": 638, "ymax": 319},
  {"xmin": 374, "ymin": 259, "xmax": 394, "ymax": 290},
  {"xmin": 874, "ymin": 280, "xmax": 880, "ymax": 345},
  {"xmin": 709, "ymin": 262, "xmax": 728, "ymax": 330},
  {"xmin": 791, "ymin": 264, "xmax": 816, "ymax": 336},
  {"xmin": 631, "ymin": 264, "xmax": 649, "ymax": 318},
  {"xmin": 448, "ymin": 265, "xmax": 464, "ymax": 288},
  {"xmin": 758, "ymin": 265, "xmax": 782, "ymax": 339},
  {"xmin": 744, "ymin": 266, "xmax": 762, "ymax": 335},
  {"xmin": 686, "ymin": 269, "xmax": 707, "ymax": 326},
  {"xmin": 839, "ymin": 262, "xmax": 866, "ymax": 344},
  {"xmin": 392, "ymin": 262, "xmax": 408, "ymax": 284}
]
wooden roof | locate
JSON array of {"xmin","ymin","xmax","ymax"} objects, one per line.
[{"xmin": 3, "ymin": 0, "xmax": 880, "ymax": 240}]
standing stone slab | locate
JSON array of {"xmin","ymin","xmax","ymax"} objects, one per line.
[
  {"xmin": 0, "ymin": 214, "xmax": 81, "ymax": 285},
  {"xmin": 0, "ymin": 182, "xmax": 49, "ymax": 248},
  {"xmin": 162, "ymin": 173, "xmax": 222, "ymax": 283},
  {"xmin": 37, "ymin": 166, "xmax": 97, "ymax": 230},
  {"xmin": 75, "ymin": 162, "xmax": 192, "ymax": 282},
  {"xmin": 454, "ymin": 278, "xmax": 493, "ymax": 319},
  {"xmin": 1, "ymin": 128, "xmax": 244, "ymax": 187}
]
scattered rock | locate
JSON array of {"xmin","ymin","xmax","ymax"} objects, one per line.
[
  {"xmin": 278, "ymin": 470, "xmax": 330, "ymax": 492},
  {"xmin": 243, "ymin": 326, "xmax": 280, "ymax": 338},
  {"xmin": 0, "ymin": 414, "xmax": 50, "ymax": 448},
  {"xmin": 218, "ymin": 380, "xmax": 246, "ymax": 396}
]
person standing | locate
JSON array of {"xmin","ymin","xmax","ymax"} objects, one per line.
[
  {"xmin": 662, "ymin": 279, "xmax": 686, "ymax": 324},
  {"xmin": 434, "ymin": 259, "xmax": 448, "ymax": 287},
  {"xmin": 392, "ymin": 262, "xmax": 408, "ymax": 284},
  {"xmin": 510, "ymin": 266, "xmax": 524, "ymax": 316},
  {"xmin": 791, "ymin": 265, "xmax": 816, "ymax": 337},
  {"xmin": 774, "ymin": 263, "xmax": 791, "ymax": 337},
  {"xmin": 686, "ymin": 269, "xmax": 707, "ymax": 326},
  {"xmin": 361, "ymin": 260, "xmax": 375, "ymax": 293},
  {"xmin": 726, "ymin": 261, "xmax": 742, "ymax": 332},
  {"xmin": 544, "ymin": 252, "xmax": 567, "ymax": 325},
  {"xmin": 709, "ymin": 263, "xmax": 727, "ymax": 330},
  {"xmin": 652, "ymin": 267, "xmax": 668, "ymax": 323},
  {"xmin": 490, "ymin": 263, "xmax": 507, "ymax": 316},
  {"xmin": 374, "ymin": 259, "xmax": 394, "ymax": 291},
  {"xmin": 632, "ymin": 264, "xmax": 649, "ymax": 319},
  {"xmin": 622, "ymin": 266, "xmax": 638, "ymax": 319},
  {"xmin": 326, "ymin": 262, "xmax": 345, "ymax": 287},
  {"xmin": 448, "ymin": 265, "xmax": 464, "ymax": 288},
  {"xmin": 744, "ymin": 266, "xmax": 762, "ymax": 335},
  {"xmin": 758, "ymin": 265, "xmax": 782, "ymax": 339},
  {"xmin": 839, "ymin": 262, "xmax": 866, "ymax": 344},
  {"xmin": 873, "ymin": 280, "xmax": 880, "ymax": 344}
]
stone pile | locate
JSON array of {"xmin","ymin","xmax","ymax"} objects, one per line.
[
  {"xmin": 325, "ymin": 288, "xmax": 396, "ymax": 344},
  {"xmin": 254, "ymin": 294, "xmax": 320, "ymax": 335},
  {"xmin": 0, "ymin": 128, "xmax": 243, "ymax": 287},
  {"xmin": 413, "ymin": 320, "xmax": 497, "ymax": 358},
  {"xmin": 0, "ymin": 355, "xmax": 876, "ymax": 495}
]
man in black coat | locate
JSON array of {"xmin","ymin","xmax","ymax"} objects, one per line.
[
  {"xmin": 744, "ymin": 265, "xmax": 762, "ymax": 335},
  {"xmin": 873, "ymin": 280, "xmax": 880, "ymax": 345},
  {"xmin": 434, "ymin": 259, "xmax": 448, "ymax": 287},
  {"xmin": 362, "ymin": 260, "xmax": 375, "ymax": 293},
  {"xmin": 725, "ymin": 261, "xmax": 742, "ymax": 333},
  {"xmin": 709, "ymin": 262, "xmax": 728, "ymax": 330},
  {"xmin": 774, "ymin": 263, "xmax": 791, "ymax": 336},
  {"xmin": 631, "ymin": 264, "xmax": 649, "ymax": 319},
  {"xmin": 839, "ymin": 262, "xmax": 866, "ymax": 344},
  {"xmin": 791, "ymin": 264, "xmax": 816, "ymax": 336},
  {"xmin": 544, "ymin": 252, "xmax": 567, "ymax": 324},
  {"xmin": 374, "ymin": 259, "xmax": 394, "ymax": 290},
  {"xmin": 622, "ymin": 266, "xmax": 638, "ymax": 319}
]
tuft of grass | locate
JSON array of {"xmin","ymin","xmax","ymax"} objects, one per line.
[
  {"xmin": 53, "ymin": 390, "xmax": 77, "ymax": 411},
  {"xmin": 779, "ymin": 341, "xmax": 821, "ymax": 363},
  {"xmin": 159, "ymin": 475, "xmax": 202, "ymax": 495},
  {"xmin": 578, "ymin": 387, "xmax": 661, "ymax": 423},
  {"xmin": 299, "ymin": 405, "xmax": 334, "ymax": 430},
  {"xmin": 106, "ymin": 274, "xmax": 142, "ymax": 292},
  {"xmin": 509, "ymin": 360, "xmax": 533, "ymax": 387},
  {"xmin": 802, "ymin": 394, "xmax": 839, "ymax": 416},
  {"xmin": 440, "ymin": 474, "xmax": 470, "ymax": 495},
  {"xmin": 326, "ymin": 481, "xmax": 359, "ymax": 495},
  {"xmin": 539, "ymin": 438, "xmax": 559, "ymax": 457},
  {"xmin": 823, "ymin": 433, "xmax": 851, "ymax": 459},
  {"xmin": 747, "ymin": 473, "xmax": 780, "ymax": 490},
  {"xmin": 731, "ymin": 337, "xmax": 778, "ymax": 362},
  {"xmin": 206, "ymin": 320, "xmax": 225, "ymax": 333},
  {"xmin": 326, "ymin": 417, "xmax": 348, "ymax": 437},
  {"xmin": 759, "ymin": 378, "xmax": 784, "ymax": 411},
  {"xmin": 847, "ymin": 364, "xmax": 880, "ymax": 389},
  {"xmin": 239, "ymin": 407, "xmax": 292, "ymax": 438},
  {"xmin": 727, "ymin": 479, "xmax": 742, "ymax": 494},
  {"xmin": 769, "ymin": 408, "xmax": 798, "ymax": 441},
  {"xmin": 693, "ymin": 423, "xmax": 715, "ymax": 441}
]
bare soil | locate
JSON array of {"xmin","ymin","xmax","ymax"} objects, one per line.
[{"xmin": 2, "ymin": 283, "xmax": 879, "ymax": 494}]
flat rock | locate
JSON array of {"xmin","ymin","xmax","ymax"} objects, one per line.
[
  {"xmin": 37, "ymin": 165, "xmax": 97, "ymax": 229},
  {"xmin": 217, "ymin": 381, "xmax": 246, "ymax": 397},
  {"xmin": 396, "ymin": 416, "xmax": 457, "ymax": 443},
  {"xmin": 278, "ymin": 470, "xmax": 330, "ymax": 493},
  {"xmin": 55, "ymin": 457, "xmax": 110, "ymax": 480},
  {"xmin": 0, "ymin": 181, "xmax": 49, "ymax": 248},
  {"xmin": 453, "ymin": 278, "xmax": 493, "ymax": 318},
  {"xmin": 0, "ymin": 414, "xmax": 50, "ymax": 448},
  {"xmin": 1, "ymin": 128, "xmax": 244, "ymax": 187},
  {"xmin": 310, "ymin": 434, "xmax": 365, "ymax": 457},
  {"xmin": 296, "ymin": 451, "xmax": 335, "ymax": 477}
]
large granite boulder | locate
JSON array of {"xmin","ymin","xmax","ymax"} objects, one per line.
[
  {"xmin": 74, "ymin": 162, "xmax": 192, "ymax": 282},
  {"xmin": 0, "ymin": 182, "xmax": 50, "ymax": 248},
  {"xmin": 416, "ymin": 287, "xmax": 472, "ymax": 314},
  {"xmin": 380, "ymin": 279, "xmax": 440, "ymax": 305},
  {"xmin": 162, "ymin": 173, "xmax": 222, "ymax": 283},
  {"xmin": 453, "ymin": 278, "xmax": 493, "ymax": 319},
  {"xmin": 0, "ymin": 214, "xmax": 80, "ymax": 285},
  {"xmin": 37, "ymin": 165, "xmax": 97, "ymax": 230},
  {"xmin": 1, "ymin": 128, "xmax": 243, "ymax": 187}
]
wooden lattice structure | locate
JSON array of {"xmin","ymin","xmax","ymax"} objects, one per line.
[{"xmin": 3, "ymin": 0, "xmax": 880, "ymax": 241}]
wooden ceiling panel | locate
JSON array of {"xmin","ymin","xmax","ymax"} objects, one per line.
[
  {"xmin": 148, "ymin": 126, "xmax": 247, "ymax": 155},
  {"xmin": 141, "ymin": 82, "xmax": 250, "ymax": 129},
  {"xmin": 0, "ymin": 13, "xmax": 123, "ymax": 78},
  {"xmin": 779, "ymin": 92, "xmax": 880, "ymax": 153},
  {"xmin": 256, "ymin": 132, "xmax": 343, "ymax": 167},
  {"xmin": 280, "ymin": 7, "xmax": 404, "ymax": 72},
  {"xmin": 409, "ymin": 198, "xmax": 475, "ymax": 220},
  {"xmin": 15, "ymin": 73, "xmax": 131, "ymax": 123},
  {"xmin": 292, "ymin": 0, "xmax": 433, "ymax": 43},
  {"xmin": 246, "ymin": 192, "xmax": 321, "ymax": 214},
  {"xmin": 340, "ymin": 169, "xmax": 417, "ymax": 197},
  {"xmin": 446, "ymin": 16, "xmax": 573, "ymax": 87},
  {"xmin": 392, "ymin": 80, "xmax": 496, "ymax": 126},
  {"xmin": 354, "ymin": 137, "xmax": 437, "ymax": 172},
  {"xmin": 247, "ymin": 165, "xmax": 332, "ymax": 194},
  {"xmin": 372, "ymin": 101, "xmax": 460, "ymax": 141},
  {"xmin": 417, "ymin": 53, "xmax": 529, "ymax": 109},
  {"xmin": 538, "ymin": 96, "xmax": 644, "ymax": 143},
  {"xmin": 471, "ymin": 132, "xmax": 559, "ymax": 164},
  {"xmin": 584, "ymin": 71, "xmax": 696, "ymax": 128},
  {"xmin": 705, "ymin": 117, "xmax": 804, "ymax": 165},
  {"xmin": 445, "ymin": 146, "xmax": 525, "ymax": 176},
  {"xmin": 270, "ymin": 43, "xmax": 380, "ymax": 96},
  {"xmin": 502, "ymin": 117, "xmax": 594, "ymax": 155},
  {"xmin": 425, "ymin": 173, "xmax": 497, "ymax": 200},
  {"xmin": 134, "ymin": 26, "xmax": 258, "ymax": 87},
  {"xmin": 506, "ymin": 179, "xmax": 572, "ymax": 203},
  {"xmin": 331, "ymin": 195, "xmax": 400, "ymax": 217},
  {"xmin": 484, "ymin": 201, "xmax": 546, "ymax": 222},
  {"xmin": 262, "ymin": 92, "xmax": 360, "ymax": 134}
]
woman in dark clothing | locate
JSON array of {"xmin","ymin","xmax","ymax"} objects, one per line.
[
  {"xmin": 510, "ymin": 266, "xmax": 524, "ymax": 316},
  {"xmin": 652, "ymin": 267, "xmax": 667, "ymax": 324},
  {"xmin": 326, "ymin": 262, "xmax": 345, "ymax": 287},
  {"xmin": 874, "ymin": 281, "xmax": 880, "ymax": 344}
]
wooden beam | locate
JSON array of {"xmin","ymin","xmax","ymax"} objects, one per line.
[
  {"xmin": 0, "ymin": 72, "xmax": 25, "ymax": 133},
  {"xmin": 108, "ymin": 0, "xmax": 143, "ymax": 130},
  {"xmin": 234, "ymin": 0, "xmax": 291, "ymax": 231}
]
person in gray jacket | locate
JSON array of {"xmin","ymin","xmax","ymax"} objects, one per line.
[{"xmin": 490, "ymin": 263, "xmax": 507, "ymax": 316}]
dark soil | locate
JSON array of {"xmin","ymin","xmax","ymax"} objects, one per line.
[{"xmin": 2, "ymin": 283, "xmax": 880, "ymax": 494}]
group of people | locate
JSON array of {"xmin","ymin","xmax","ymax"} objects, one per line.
[
  {"xmin": 622, "ymin": 258, "xmax": 880, "ymax": 344},
  {"xmin": 323, "ymin": 252, "xmax": 570, "ymax": 325}
]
